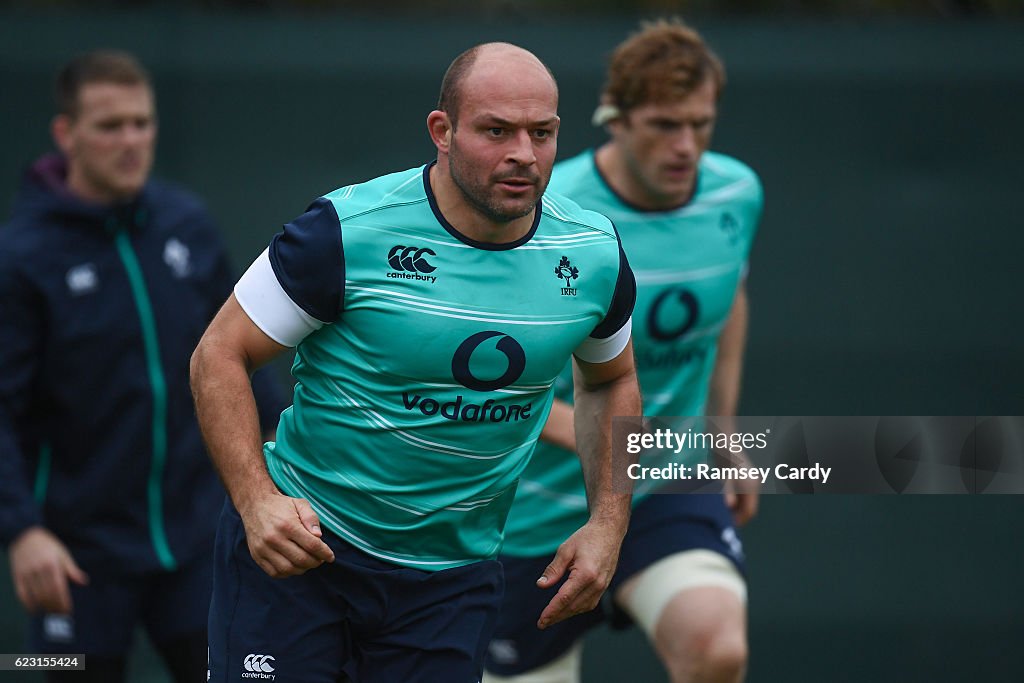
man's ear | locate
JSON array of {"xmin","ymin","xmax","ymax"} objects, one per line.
[
  {"xmin": 427, "ymin": 110, "xmax": 453, "ymax": 153},
  {"xmin": 51, "ymin": 114, "xmax": 73, "ymax": 155}
]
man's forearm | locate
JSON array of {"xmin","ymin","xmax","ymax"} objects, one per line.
[
  {"xmin": 572, "ymin": 364, "xmax": 640, "ymax": 534},
  {"xmin": 707, "ymin": 285, "xmax": 748, "ymax": 419},
  {"xmin": 539, "ymin": 398, "xmax": 577, "ymax": 452},
  {"xmin": 0, "ymin": 420, "xmax": 43, "ymax": 548},
  {"xmin": 190, "ymin": 340, "xmax": 276, "ymax": 515},
  {"xmin": 533, "ymin": 356, "xmax": 641, "ymax": 629}
]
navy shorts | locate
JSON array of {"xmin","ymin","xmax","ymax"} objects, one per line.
[
  {"xmin": 208, "ymin": 501, "xmax": 504, "ymax": 683},
  {"xmin": 485, "ymin": 493, "xmax": 744, "ymax": 675},
  {"xmin": 29, "ymin": 554, "xmax": 212, "ymax": 656}
]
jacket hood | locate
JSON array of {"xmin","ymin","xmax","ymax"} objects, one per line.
[{"xmin": 9, "ymin": 153, "xmax": 149, "ymax": 232}]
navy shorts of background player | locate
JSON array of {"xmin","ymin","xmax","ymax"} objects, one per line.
[{"xmin": 486, "ymin": 493, "xmax": 745, "ymax": 676}]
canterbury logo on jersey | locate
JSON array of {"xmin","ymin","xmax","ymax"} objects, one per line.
[
  {"xmin": 66, "ymin": 263, "xmax": 99, "ymax": 295},
  {"xmin": 42, "ymin": 614, "xmax": 74, "ymax": 642},
  {"xmin": 242, "ymin": 654, "xmax": 276, "ymax": 680},
  {"xmin": 387, "ymin": 245, "xmax": 438, "ymax": 283}
]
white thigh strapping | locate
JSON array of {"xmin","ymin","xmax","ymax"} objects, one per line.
[{"xmin": 616, "ymin": 549, "xmax": 747, "ymax": 637}]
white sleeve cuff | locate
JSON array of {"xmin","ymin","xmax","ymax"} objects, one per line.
[
  {"xmin": 573, "ymin": 316, "xmax": 632, "ymax": 364},
  {"xmin": 234, "ymin": 248, "xmax": 324, "ymax": 348}
]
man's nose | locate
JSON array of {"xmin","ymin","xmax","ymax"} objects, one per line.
[
  {"xmin": 672, "ymin": 125, "xmax": 697, "ymax": 157},
  {"xmin": 506, "ymin": 129, "xmax": 537, "ymax": 166}
]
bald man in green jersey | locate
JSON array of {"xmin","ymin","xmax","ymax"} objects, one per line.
[{"xmin": 191, "ymin": 42, "xmax": 640, "ymax": 683}]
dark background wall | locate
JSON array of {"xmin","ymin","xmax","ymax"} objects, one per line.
[{"xmin": 1, "ymin": 9, "xmax": 1021, "ymax": 682}]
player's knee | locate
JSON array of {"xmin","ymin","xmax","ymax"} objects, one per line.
[
  {"xmin": 664, "ymin": 625, "xmax": 747, "ymax": 683},
  {"xmin": 701, "ymin": 628, "xmax": 747, "ymax": 682}
]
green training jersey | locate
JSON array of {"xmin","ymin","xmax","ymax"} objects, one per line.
[
  {"xmin": 501, "ymin": 149, "xmax": 763, "ymax": 556},
  {"xmin": 234, "ymin": 164, "xmax": 634, "ymax": 570}
]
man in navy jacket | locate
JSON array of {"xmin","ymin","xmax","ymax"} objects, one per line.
[{"xmin": 0, "ymin": 50, "xmax": 285, "ymax": 682}]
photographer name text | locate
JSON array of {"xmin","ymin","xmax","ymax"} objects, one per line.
[{"xmin": 626, "ymin": 462, "xmax": 832, "ymax": 485}]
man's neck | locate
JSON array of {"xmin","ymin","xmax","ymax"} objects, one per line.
[{"xmin": 65, "ymin": 167, "xmax": 131, "ymax": 206}]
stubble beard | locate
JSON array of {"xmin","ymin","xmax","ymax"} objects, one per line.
[{"xmin": 448, "ymin": 145, "xmax": 544, "ymax": 225}]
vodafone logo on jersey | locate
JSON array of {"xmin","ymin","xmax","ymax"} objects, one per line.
[
  {"xmin": 400, "ymin": 330, "xmax": 533, "ymax": 423},
  {"xmin": 647, "ymin": 287, "xmax": 699, "ymax": 342},
  {"xmin": 451, "ymin": 331, "xmax": 526, "ymax": 392}
]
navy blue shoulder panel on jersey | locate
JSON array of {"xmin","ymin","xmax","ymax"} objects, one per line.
[
  {"xmin": 268, "ymin": 197, "xmax": 346, "ymax": 323},
  {"xmin": 590, "ymin": 226, "xmax": 636, "ymax": 339}
]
